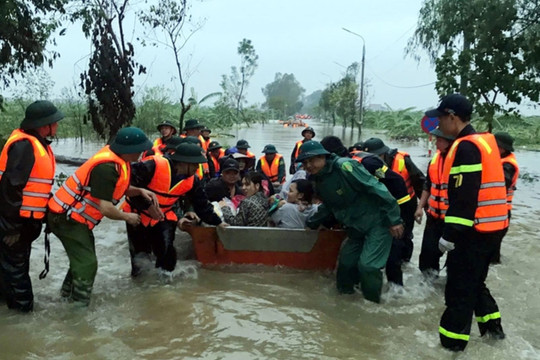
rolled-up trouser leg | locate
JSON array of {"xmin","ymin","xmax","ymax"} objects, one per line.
[
  {"xmin": 418, "ymin": 216, "xmax": 444, "ymax": 274},
  {"xmin": 336, "ymin": 238, "xmax": 362, "ymax": 294},
  {"xmin": 358, "ymin": 225, "xmax": 392, "ymax": 303},
  {"xmin": 0, "ymin": 234, "xmax": 34, "ymax": 312},
  {"xmin": 150, "ymin": 220, "xmax": 177, "ymax": 272},
  {"xmin": 49, "ymin": 213, "xmax": 97, "ymax": 306}
]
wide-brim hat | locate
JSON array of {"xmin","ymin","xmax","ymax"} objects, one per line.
[
  {"xmin": 425, "ymin": 93, "xmax": 473, "ymax": 119},
  {"xmin": 302, "ymin": 127, "xmax": 315, "ymax": 137},
  {"xmin": 362, "ymin": 137, "xmax": 389, "ymax": 155},
  {"xmin": 494, "ymin": 132, "xmax": 514, "ymax": 152},
  {"xmin": 236, "ymin": 139, "xmax": 250, "ymax": 149},
  {"xmin": 262, "ymin": 144, "xmax": 277, "ymax": 154},
  {"xmin": 208, "ymin": 141, "xmax": 222, "ymax": 151},
  {"xmin": 295, "ymin": 140, "xmax": 330, "ymax": 162},
  {"xmin": 430, "ymin": 127, "xmax": 455, "ymax": 141},
  {"xmin": 183, "ymin": 119, "xmax": 204, "ymax": 130},
  {"xmin": 157, "ymin": 120, "xmax": 177, "ymax": 135},
  {"xmin": 169, "ymin": 143, "xmax": 207, "ymax": 163},
  {"xmin": 110, "ymin": 127, "xmax": 152, "ymax": 154},
  {"xmin": 20, "ymin": 100, "xmax": 64, "ymax": 130},
  {"xmin": 163, "ymin": 136, "xmax": 184, "ymax": 151}
]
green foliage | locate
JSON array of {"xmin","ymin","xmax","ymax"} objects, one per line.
[
  {"xmin": 318, "ymin": 63, "xmax": 360, "ymax": 131},
  {"xmin": 220, "ymin": 38, "xmax": 259, "ymax": 124},
  {"xmin": 262, "ymin": 73, "xmax": 305, "ymax": 118},
  {"xmin": 0, "ymin": 0, "xmax": 67, "ymax": 87},
  {"xmin": 76, "ymin": 0, "xmax": 144, "ymax": 141},
  {"xmin": 139, "ymin": 0, "xmax": 200, "ymax": 131},
  {"xmin": 133, "ymin": 86, "xmax": 176, "ymax": 134},
  {"xmin": 408, "ymin": 0, "xmax": 540, "ymax": 130}
]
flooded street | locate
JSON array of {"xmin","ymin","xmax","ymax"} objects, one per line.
[{"xmin": 1, "ymin": 121, "xmax": 539, "ymax": 359}]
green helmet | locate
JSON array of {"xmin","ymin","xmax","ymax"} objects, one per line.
[
  {"xmin": 262, "ymin": 144, "xmax": 277, "ymax": 154},
  {"xmin": 169, "ymin": 143, "xmax": 207, "ymax": 163},
  {"xmin": 20, "ymin": 100, "xmax": 64, "ymax": 130},
  {"xmin": 157, "ymin": 120, "xmax": 177, "ymax": 134},
  {"xmin": 430, "ymin": 127, "xmax": 455, "ymax": 141},
  {"xmin": 494, "ymin": 132, "xmax": 514, "ymax": 152},
  {"xmin": 295, "ymin": 140, "xmax": 330, "ymax": 162},
  {"xmin": 110, "ymin": 127, "xmax": 152, "ymax": 154},
  {"xmin": 362, "ymin": 137, "xmax": 389, "ymax": 155}
]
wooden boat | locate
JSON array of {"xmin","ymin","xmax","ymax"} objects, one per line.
[{"xmin": 185, "ymin": 226, "xmax": 346, "ymax": 270}]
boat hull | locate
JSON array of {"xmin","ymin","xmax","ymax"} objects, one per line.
[{"xmin": 186, "ymin": 226, "xmax": 346, "ymax": 270}]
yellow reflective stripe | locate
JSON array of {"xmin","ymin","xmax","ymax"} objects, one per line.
[
  {"xmin": 381, "ymin": 165, "xmax": 388, "ymax": 173},
  {"xmin": 476, "ymin": 312, "xmax": 501, "ymax": 323},
  {"xmin": 398, "ymin": 158, "xmax": 405, "ymax": 172},
  {"xmin": 430, "ymin": 152, "xmax": 439, "ymax": 165},
  {"xmin": 121, "ymin": 163, "xmax": 128, "ymax": 181},
  {"xmin": 477, "ymin": 136, "xmax": 492, "ymax": 154},
  {"xmin": 439, "ymin": 326, "xmax": 470, "ymax": 341},
  {"xmin": 445, "ymin": 216, "xmax": 474, "ymax": 227},
  {"xmin": 396, "ymin": 194, "xmax": 411, "ymax": 205},
  {"xmin": 449, "ymin": 163, "xmax": 482, "ymax": 174}
]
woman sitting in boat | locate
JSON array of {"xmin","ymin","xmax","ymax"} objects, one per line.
[
  {"xmin": 270, "ymin": 179, "xmax": 319, "ymax": 229},
  {"xmin": 219, "ymin": 171, "xmax": 269, "ymax": 226}
]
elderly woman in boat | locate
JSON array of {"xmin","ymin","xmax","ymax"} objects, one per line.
[
  {"xmin": 297, "ymin": 141, "xmax": 404, "ymax": 303},
  {"xmin": 219, "ymin": 171, "xmax": 269, "ymax": 227}
]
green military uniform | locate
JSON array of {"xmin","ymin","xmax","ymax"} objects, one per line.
[
  {"xmin": 306, "ymin": 154, "xmax": 402, "ymax": 303},
  {"xmin": 48, "ymin": 163, "xmax": 118, "ymax": 304}
]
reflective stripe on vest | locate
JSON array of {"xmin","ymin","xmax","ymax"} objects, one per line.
[
  {"xmin": 123, "ymin": 155, "xmax": 195, "ymax": 227},
  {"xmin": 501, "ymin": 153, "xmax": 519, "ymax": 210},
  {"xmin": 0, "ymin": 129, "xmax": 55, "ymax": 220},
  {"xmin": 47, "ymin": 145, "xmax": 130, "ymax": 230},
  {"xmin": 442, "ymin": 133, "xmax": 509, "ymax": 232},
  {"xmin": 151, "ymin": 138, "xmax": 165, "ymax": 156},
  {"xmin": 391, "ymin": 151, "xmax": 415, "ymax": 198},
  {"xmin": 260, "ymin": 154, "xmax": 283, "ymax": 183},
  {"xmin": 427, "ymin": 151, "xmax": 448, "ymax": 219},
  {"xmin": 293, "ymin": 140, "xmax": 303, "ymax": 160}
]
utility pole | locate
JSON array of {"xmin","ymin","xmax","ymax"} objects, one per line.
[{"xmin": 342, "ymin": 27, "xmax": 365, "ymax": 137}]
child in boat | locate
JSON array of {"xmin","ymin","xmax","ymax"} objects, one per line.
[
  {"xmin": 220, "ymin": 171, "xmax": 269, "ymax": 226},
  {"xmin": 270, "ymin": 179, "xmax": 319, "ymax": 229}
]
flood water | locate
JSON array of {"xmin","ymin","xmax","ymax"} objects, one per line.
[{"xmin": 1, "ymin": 121, "xmax": 539, "ymax": 360}]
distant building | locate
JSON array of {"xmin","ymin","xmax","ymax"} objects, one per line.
[{"xmin": 367, "ymin": 104, "xmax": 389, "ymax": 112}]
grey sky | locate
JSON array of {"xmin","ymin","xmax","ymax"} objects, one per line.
[{"xmin": 49, "ymin": 0, "xmax": 440, "ymax": 111}]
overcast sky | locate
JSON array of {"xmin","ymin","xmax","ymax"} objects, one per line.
[{"xmin": 47, "ymin": 0, "xmax": 442, "ymax": 111}]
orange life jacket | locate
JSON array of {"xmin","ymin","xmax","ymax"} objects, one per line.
[
  {"xmin": 293, "ymin": 140, "xmax": 303, "ymax": 160},
  {"xmin": 202, "ymin": 137, "xmax": 211, "ymax": 152},
  {"xmin": 48, "ymin": 145, "xmax": 131, "ymax": 230},
  {"xmin": 390, "ymin": 151, "xmax": 415, "ymax": 198},
  {"xmin": 501, "ymin": 152, "xmax": 519, "ymax": 211},
  {"xmin": 246, "ymin": 150, "xmax": 256, "ymax": 159},
  {"xmin": 427, "ymin": 150, "xmax": 449, "ymax": 219},
  {"xmin": 350, "ymin": 151, "xmax": 372, "ymax": 163},
  {"xmin": 0, "ymin": 129, "xmax": 55, "ymax": 220},
  {"xmin": 442, "ymin": 133, "xmax": 508, "ymax": 232},
  {"xmin": 151, "ymin": 138, "xmax": 165, "ymax": 156},
  {"xmin": 210, "ymin": 148, "xmax": 226, "ymax": 176},
  {"xmin": 122, "ymin": 155, "xmax": 195, "ymax": 227},
  {"xmin": 260, "ymin": 154, "xmax": 284, "ymax": 183}
]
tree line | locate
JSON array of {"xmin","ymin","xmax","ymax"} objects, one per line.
[{"xmin": 1, "ymin": 0, "xmax": 539, "ymax": 141}]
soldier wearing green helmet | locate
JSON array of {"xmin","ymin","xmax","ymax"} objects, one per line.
[
  {"xmin": 47, "ymin": 127, "xmax": 159, "ymax": 306},
  {"xmin": 0, "ymin": 100, "xmax": 64, "ymax": 312},
  {"xmin": 298, "ymin": 141, "xmax": 404, "ymax": 303},
  {"xmin": 124, "ymin": 143, "xmax": 226, "ymax": 277}
]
